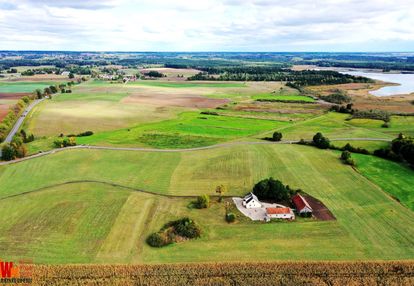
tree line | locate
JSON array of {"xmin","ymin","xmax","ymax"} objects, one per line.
[{"xmin": 188, "ymin": 68, "xmax": 372, "ymax": 86}]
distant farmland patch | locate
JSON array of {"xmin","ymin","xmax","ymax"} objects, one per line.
[
  {"xmin": 129, "ymin": 81, "xmax": 246, "ymax": 88},
  {"xmin": 0, "ymin": 81, "xmax": 60, "ymax": 93}
]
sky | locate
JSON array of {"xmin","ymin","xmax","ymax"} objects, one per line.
[{"xmin": 0, "ymin": 0, "xmax": 413, "ymax": 52}]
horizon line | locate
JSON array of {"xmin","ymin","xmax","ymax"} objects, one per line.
[{"xmin": 1, "ymin": 50, "xmax": 414, "ymax": 54}]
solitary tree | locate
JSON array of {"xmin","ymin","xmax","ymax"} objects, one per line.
[
  {"xmin": 215, "ymin": 185, "xmax": 227, "ymax": 202},
  {"xmin": 43, "ymin": 87, "xmax": 51, "ymax": 96},
  {"xmin": 272, "ymin": 132, "xmax": 283, "ymax": 142},
  {"xmin": 340, "ymin": 150, "xmax": 351, "ymax": 161},
  {"xmin": 35, "ymin": 89, "xmax": 43, "ymax": 99}
]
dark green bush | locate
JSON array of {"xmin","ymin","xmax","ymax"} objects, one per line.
[
  {"xmin": 146, "ymin": 233, "xmax": 167, "ymax": 248},
  {"xmin": 341, "ymin": 143, "xmax": 370, "ymax": 155},
  {"xmin": 77, "ymin": 131, "xmax": 94, "ymax": 137},
  {"xmin": 272, "ymin": 132, "xmax": 283, "ymax": 142},
  {"xmin": 195, "ymin": 195, "xmax": 210, "ymax": 209},
  {"xmin": 226, "ymin": 213, "xmax": 236, "ymax": 223},
  {"xmin": 200, "ymin": 111, "xmax": 219, "ymax": 116},
  {"xmin": 173, "ymin": 218, "xmax": 201, "ymax": 239}
]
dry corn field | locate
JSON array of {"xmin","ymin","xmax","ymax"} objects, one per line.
[{"xmin": 30, "ymin": 261, "xmax": 414, "ymax": 286}]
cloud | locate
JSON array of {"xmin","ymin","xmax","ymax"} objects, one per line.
[
  {"xmin": 0, "ymin": 1, "xmax": 17, "ymax": 10},
  {"xmin": 20, "ymin": 0, "xmax": 120, "ymax": 10},
  {"xmin": 0, "ymin": 0, "xmax": 413, "ymax": 51}
]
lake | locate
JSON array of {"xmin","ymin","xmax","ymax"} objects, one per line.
[{"xmin": 341, "ymin": 70, "xmax": 414, "ymax": 97}]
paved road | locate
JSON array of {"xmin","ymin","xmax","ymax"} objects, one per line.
[
  {"xmin": 4, "ymin": 99, "xmax": 44, "ymax": 143},
  {"xmin": 0, "ymin": 98, "xmax": 44, "ymax": 158},
  {"xmin": 0, "ymin": 137, "xmax": 391, "ymax": 166}
]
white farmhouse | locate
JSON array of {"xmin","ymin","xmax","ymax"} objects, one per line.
[
  {"xmin": 61, "ymin": 71, "xmax": 70, "ymax": 76},
  {"xmin": 242, "ymin": 193, "xmax": 262, "ymax": 209},
  {"xmin": 265, "ymin": 207, "xmax": 295, "ymax": 221}
]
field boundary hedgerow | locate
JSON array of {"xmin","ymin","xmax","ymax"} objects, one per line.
[{"xmin": 30, "ymin": 261, "xmax": 414, "ymax": 285}]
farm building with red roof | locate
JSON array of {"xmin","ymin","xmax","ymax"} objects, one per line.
[
  {"xmin": 265, "ymin": 207, "xmax": 295, "ymax": 220},
  {"xmin": 292, "ymin": 194, "xmax": 313, "ymax": 214}
]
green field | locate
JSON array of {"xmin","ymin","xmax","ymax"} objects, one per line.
[
  {"xmin": 261, "ymin": 112, "xmax": 395, "ymax": 141},
  {"xmin": 0, "ymin": 81, "xmax": 60, "ymax": 93},
  {"xmin": 75, "ymin": 112, "xmax": 288, "ymax": 148},
  {"xmin": 2, "ymin": 75, "xmax": 414, "ymax": 265},
  {"xmin": 24, "ymin": 80, "xmax": 260, "ymax": 138},
  {"xmin": 353, "ymin": 153, "xmax": 414, "ymax": 211},
  {"xmin": 347, "ymin": 116, "xmax": 414, "ymax": 137},
  {"xmin": 0, "ymin": 144, "xmax": 413, "ymax": 263}
]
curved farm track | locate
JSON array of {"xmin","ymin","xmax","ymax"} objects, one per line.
[{"xmin": 0, "ymin": 179, "xmax": 231, "ymax": 201}]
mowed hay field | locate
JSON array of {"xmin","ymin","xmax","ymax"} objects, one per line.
[
  {"xmin": 0, "ymin": 145, "xmax": 413, "ymax": 263},
  {"xmin": 259, "ymin": 112, "xmax": 397, "ymax": 141}
]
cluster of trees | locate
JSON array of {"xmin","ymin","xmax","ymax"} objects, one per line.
[
  {"xmin": 188, "ymin": 68, "xmax": 372, "ymax": 86},
  {"xmin": 62, "ymin": 131, "xmax": 94, "ymax": 138},
  {"xmin": 66, "ymin": 66, "xmax": 91, "ymax": 75},
  {"xmin": 340, "ymin": 143, "xmax": 369, "ymax": 155},
  {"xmin": 1, "ymin": 136, "xmax": 27, "ymax": 161},
  {"xmin": 253, "ymin": 177, "xmax": 298, "ymax": 203},
  {"xmin": 314, "ymin": 60, "xmax": 414, "ymax": 72},
  {"xmin": 330, "ymin": 105, "xmax": 391, "ymax": 127},
  {"xmin": 312, "ymin": 132, "xmax": 331, "ymax": 149},
  {"xmin": 146, "ymin": 218, "xmax": 201, "ymax": 248},
  {"xmin": 320, "ymin": 90, "xmax": 352, "ymax": 104},
  {"xmin": 350, "ymin": 110, "xmax": 390, "ymax": 123},
  {"xmin": 0, "ymin": 96, "xmax": 31, "ymax": 142},
  {"xmin": 143, "ymin": 71, "xmax": 165, "ymax": 78},
  {"xmin": 299, "ymin": 134, "xmax": 370, "ymax": 155},
  {"xmin": 21, "ymin": 67, "xmax": 61, "ymax": 76},
  {"xmin": 34, "ymin": 79, "xmax": 86, "ymax": 99},
  {"xmin": 330, "ymin": 103, "xmax": 354, "ymax": 114},
  {"xmin": 1, "ymin": 128, "xmax": 35, "ymax": 160},
  {"xmin": 19, "ymin": 129, "xmax": 35, "ymax": 143},
  {"xmin": 9, "ymin": 66, "xmax": 90, "ymax": 77},
  {"xmin": 374, "ymin": 134, "xmax": 414, "ymax": 168},
  {"xmin": 53, "ymin": 137, "xmax": 76, "ymax": 148}
]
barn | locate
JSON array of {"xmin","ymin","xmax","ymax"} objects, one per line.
[
  {"xmin": 242, "ymin": 193, "xmax": 262, "ymax": 209},
  {"xmin": 292, "ymin": 194, "xmax": 313, "ymax": 214},
  {"xmin": 266, "ymin": 207, "xmax": 295, "ymax": 220}
]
